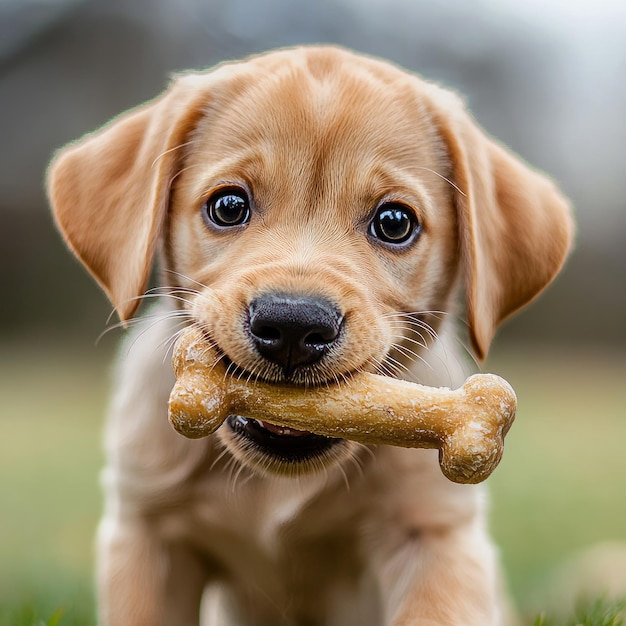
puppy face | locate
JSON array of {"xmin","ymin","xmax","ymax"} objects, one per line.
[
  {"xmin": 165, "ymin": 57, "xmax": 460, "ymax": 473},
  {"xmin": 48, "ymin": 47, "xmax": 573, "ymax": 477},
  {"xmin": 169, "ymin": 57, "xmax": 458, "ymax": 381}
]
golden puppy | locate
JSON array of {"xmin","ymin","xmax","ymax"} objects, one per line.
[{"xmin": 48, "ymin": 47, "xmax": 573, "ymax": 625}]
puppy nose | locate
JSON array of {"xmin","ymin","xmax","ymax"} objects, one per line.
[{"xmin": 248, "ymin": 294, "xmax": 343, "ymax": 376}]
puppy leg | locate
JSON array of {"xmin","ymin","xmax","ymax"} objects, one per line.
[
  {"xmin": 376, "ymin": 523, "xmax": 501, "ymax": 626},
  {"xmin": 97, "ymin": 517, "xmax": 208, "ymax": 626}
]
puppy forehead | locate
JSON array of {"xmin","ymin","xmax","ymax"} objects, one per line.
[{"xmin": 187, "ymin": 48, "xmax": 448, "ymax": 195}]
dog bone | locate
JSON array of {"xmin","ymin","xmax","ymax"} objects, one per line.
[{"xmin": 168, "ymin": 326, "xmax": 516, "ymax": 484}]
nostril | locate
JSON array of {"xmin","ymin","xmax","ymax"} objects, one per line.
[
  {"xmin": 305, "ymin": 332, "xmax": 326, "ymax": 346},
  {"xmin": 252, "ymin": 324, "xmax": 282, "ymax": 343},
  {"xmin": 304, "ymin": 328, "xmax": 340, "ymax": 347}
]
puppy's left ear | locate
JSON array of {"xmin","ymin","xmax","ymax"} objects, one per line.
[
  {"xmin": 424, "ymin": 87, "xmax": 574, "ymax": 360},
  {"xmin": 47, "ymin": 73, "xmax": 212, "ymax": 322}
]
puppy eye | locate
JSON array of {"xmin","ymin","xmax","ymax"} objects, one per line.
[
  {"xmin": 203, "ymin": 188, "xmax": 251, "ymax": 228},
  {"xmin": 369, "ymin": 203, "xmax": 419, "ymax": 245}
]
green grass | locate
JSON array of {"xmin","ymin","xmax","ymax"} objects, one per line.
[
  {"xmin": 534, "ymin": 597, "xmax": 625, "ymax": 625},
  {"xmin": 0, "ymin": 341, "xmax": 105, "ymax": 626},
  {"xmin": 486, "ymin": 346, "xmax": 626, "ymax": 616},
  {"xmin": 1, "ymin": 340, "xmax": 625, "ymax": 625},
  {"xmin": 0, "ymin": 605, "xmax": 89, "ymax": 626}
]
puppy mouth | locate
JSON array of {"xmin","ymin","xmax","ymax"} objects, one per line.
[
  {"xmin": 215, "ymin": 345, "xmax": 351, "ymax": 472},
  {"xmin": 226, "ymin": 415, "xmax": 341, "ymax": 465}
]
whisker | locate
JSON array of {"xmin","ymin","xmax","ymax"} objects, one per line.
[
  {"xmin": 167, "ymin": 162, "xmax": 204, "ymax": 189},
  {"xmin": 97, "ymin": 314, "xmax": 151, "ymax": 344},
  {"xmin": 238, "ymin": 468, "xmax": 256, "ymax": 488},
  {"xmin": 356, "ymin": 443, "xmax": 376, "ymax": 463},
  {"xmin": 386, "ymin": 310, "xmax": 447, "ymax": 321},
  {"xmin": 381, "ymin": 354, "xmax": 413, "ymax": 377},
  {"xmin": 452, "ymin": 335, "xmax": 482, "ymax": 372},
  {"xmin": 97, "ymin": 309, "xmax": 192, "ymax": 346},
  {"xmin": 144, "ymin": 284, "xmax": 200, "ymax": 295},
  {"xmin": 389, "ymin": 319, "xmax": 440, "ymax": 342},
  {"xmin": 415, "ymin": 166, "xmax": 467, "ymax": 197},
  {"xmin": 384, "ymin": 311, "xmax": 460, "ymax": 376},
  {"xmin": 367, "ymin": 354, "xmax": 397, "ymax": 378},
  {"xmin": 388, "ymin": 329, "xmax": 428, "ymax": 350},
  {"xmin": 345, "ymin": 449, "xmax": 365, "ymax": 479},
  {"xmin": 159, "ymin": 324, "xmax": 192, "ymax": 363},
  {"xmin": 389, "ymin": 333, "xmax": 458, "ymax": 384},
  {"xmin": 151, "ymin": 140, "xmax": 198, "ymax": 169},
  {"xmin": 230, "ymin": 460, "xmax": 248, "ymax": 493},
  {"xmin": 107, "ymin": 287, "xmax": 199, "ymax": 314},
  {"xmin": 104, "ymin": 306, "xmax": 119, "ymax": 327},
  {"xmin": 162, "ymin": 269, "xmax": 209, "ymax": 291},
  {"xmin": 335, "ymin": 462, "xmax": 351, "ymax": 492},
  {"xmin": 209, "ymin": 444, "xmax": 231, "ymax": 473},
  {"xmin": 404, "ymin": 313, "xmax": 479, "ymax": 372},
  {"xmin": 223, "ymin": 456, "xmax": 239, "ymax": 496},
  {"xmin": 390, "ymin": 341, "xmax": 420, "ymax": 361},
  {"xmin": 224, "ymin": 359, "xmax": 238, "ymax": 381},
  {"xmin": 131, "ymin": 292, "xmax": 196, "ymax": 307},
  {"xmin": 143, "ymin": 289, "xmax": 200, "ymax": 304},
  {"xmin": 381, "ymin": 309, "xmax": 448, "ymax": 319},
  {"xmin": 381, "ymin": 311, "xmax": 448, "ymax": 327},
  {"xmin": 124, "ymin": 315, "xmax": 188, "ymax": 357}
]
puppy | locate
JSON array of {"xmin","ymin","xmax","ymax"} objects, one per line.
[{"xmin": 48, "ymin": 46, "xmax": 573, "ymax": 626}]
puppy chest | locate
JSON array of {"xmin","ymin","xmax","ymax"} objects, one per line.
[{"xmin": 188, "ymin": 480, "xmax": 369, "ymax": 594}]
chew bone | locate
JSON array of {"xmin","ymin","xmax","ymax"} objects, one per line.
[{"xmin": 168, "ymin": 326, "xmax": 516, "ymax": 484}]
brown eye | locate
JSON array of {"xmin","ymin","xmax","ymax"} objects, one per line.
[
  {"xmin": 203, "ymin": 188, "xmax": 250, "ymax": 228},
  {"xmin": 370, "ymin": 203, "xmax": 419, "ymax": 245}
]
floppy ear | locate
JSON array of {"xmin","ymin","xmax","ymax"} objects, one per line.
[
  {"xmin": 47, "ymin": 73, "xmax": 212, "ymax": 321},
  {"xmin": 424, "ymin": 88, "xmax": 574, "ymax": 360}
]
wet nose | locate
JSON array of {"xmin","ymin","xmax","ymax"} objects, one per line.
[{"xmin": 247, "ymin": 294, "xmax": 343, "ymax": 376}]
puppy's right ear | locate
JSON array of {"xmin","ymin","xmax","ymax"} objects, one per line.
[{"xmin": 47, "ymin": 73, "xmax": 212, "ymax": 322}]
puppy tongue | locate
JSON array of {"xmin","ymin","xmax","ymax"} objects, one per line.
[{"xmin": 256, "ymin": 420, "xmax": 309, "ymax": 437}]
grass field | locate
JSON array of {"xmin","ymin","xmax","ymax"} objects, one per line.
[{"xmin": 0, "ymin": 339, "xmax": 625, "ymax": 625}]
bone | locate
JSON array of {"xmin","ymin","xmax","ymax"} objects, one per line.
[{"xmin": 168, "ymin": 326, "xmax": 516, "ymax": 484}]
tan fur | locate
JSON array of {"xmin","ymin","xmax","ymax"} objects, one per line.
[{"xmin": 48, "ymin": 46, "xmax": 573, "ymax": 625}]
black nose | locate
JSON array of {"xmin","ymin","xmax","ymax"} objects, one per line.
[{"xmin": 247, "ymin": 294, "xmax": 343, "ymax": 376}]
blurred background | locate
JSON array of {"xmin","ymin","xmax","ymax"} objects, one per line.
[{"xmin": 0, "ymin": 0, "xmax": 624, "ymax": 623}]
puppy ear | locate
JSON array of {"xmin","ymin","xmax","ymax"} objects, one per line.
[
  {"xmin": 425, "ymin": 88, "xmax": 574, "ymax": 360},
  {"xmin": 47, "ymin": 74, "xmax": 211, "ymax": 321}
]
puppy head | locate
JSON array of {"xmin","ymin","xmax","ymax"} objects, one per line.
[
  {"xmin": 167, "ymin": 50, "xmax": 461, "ymax": 384},
  {"xmin": 48, "ymin": 47, "xmax": 573, "ymax": 475}
]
